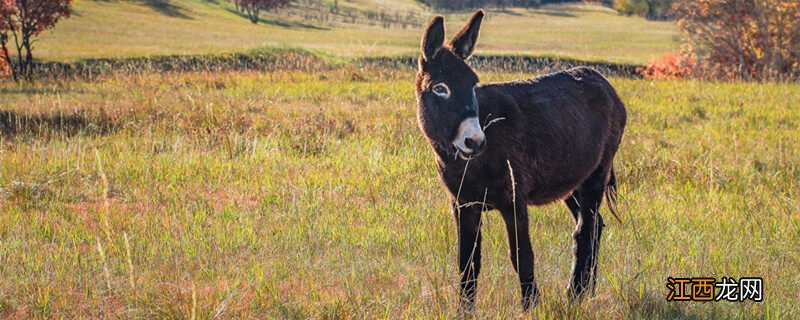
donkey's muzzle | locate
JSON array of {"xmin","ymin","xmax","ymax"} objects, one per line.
[
  {"xmin": 453, "ymin": 116, "xmax": 486, "ymax": 159},
  {"xmin": 464, "ymin": 136, "xmax": 486, "ymax": 156}
]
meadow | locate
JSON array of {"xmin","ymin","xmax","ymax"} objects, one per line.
[
  {"xmin": 0, "ymin": 66, "xmax": 798, "ymax": 318},
  {"xmin": 1, "ymin": 0, "xmax": 799, "ymax": 318},
  {"xmin": 37, "ymin": 1, "xmax": 675, "ymax": 64}
]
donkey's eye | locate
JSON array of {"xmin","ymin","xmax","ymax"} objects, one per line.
[{"xmin": 431, "ymin": 83, "xmax": 450, "ymax": 98}]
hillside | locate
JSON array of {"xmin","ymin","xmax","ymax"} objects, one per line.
[{"xmin": 35, "ymin": 1, "xmax": 677, "ymax": 63}]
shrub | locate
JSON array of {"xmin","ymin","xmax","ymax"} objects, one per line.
[
  {"xmin": 638, "ymin": 52, "xmax": 696, "ymax": 80},
  {"xmin": 0, "ymin": 51, "xmax": 8, "ymax": 78},
  {"xmin": 615, "ymin": 0, "xmax": 649, "ymax": 16},
  {"xmin": 672, "ymin": 0, "xmax": 800, "ymax": 81},
  {"xmin": 615, "ymin": 0, "xmax": 673, "ymax": 20}
]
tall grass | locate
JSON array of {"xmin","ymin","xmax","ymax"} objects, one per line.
[{"xmin": 0, "ymin": 69, "xmax": 798, "ymax": 318}]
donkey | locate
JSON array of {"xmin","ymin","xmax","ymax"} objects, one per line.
[{"xmin": 415, "ymin": 10, "xmax": 627, "ymax": 311}]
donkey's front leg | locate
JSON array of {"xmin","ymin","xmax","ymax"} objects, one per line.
[
  {"xmin": 500, "ymin": 200, "xmax": 539, "ymax": 310},
  {"xmin": 454, "ymin": 203, "xmax": 483, "ymax": 312}
]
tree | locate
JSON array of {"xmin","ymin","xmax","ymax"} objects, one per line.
[
  {"xmin": 672, "ymin": 0, "xmax": 800, "ymax": 80},
  {"xmin": 615, "ymin": 0, "xmax": 673, "ymax": 20},
  {"xmin": 233, "ymin": 0, "xmax": 292, "ymax": 24},
  {"xmin": 0, "ymin": 1, "xmax": 11, "ymax": 79},
  {"xmin": 0, "ymin": 0, "xmax": 72, "ymax": 81}
]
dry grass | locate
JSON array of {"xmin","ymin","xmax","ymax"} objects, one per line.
[{"xmin": 0, "ymin": 68, "xmax": 798, "ymax": 318}]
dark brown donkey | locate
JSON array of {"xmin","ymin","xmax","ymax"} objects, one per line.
[{"xmin": 415, "ymin": 10, "xmax": 627, "ymax": 311}]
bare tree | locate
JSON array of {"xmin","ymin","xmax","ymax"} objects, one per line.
[{"xmin": 233, "ymin": 0, "xmax": 292, "ymax": 24}]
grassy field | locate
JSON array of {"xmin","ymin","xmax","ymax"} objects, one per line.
[
  {"xmin": 1, "ymin": 0, "xmax": 797, "ymax": 318},
  {"xmin": 1, "ymin": 68, "xmax": 798, "ymax": 318},
  {"xmin": 34, "ymin": 1, "xmax": 676, "ymax": 63}
]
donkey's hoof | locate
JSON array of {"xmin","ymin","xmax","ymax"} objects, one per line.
[
  {"xmin": 457, "ymin": 297, "xmax": 476, "ymax": 317},
  {"xmin": 521, "ymin": 291, "xmax": 540, "ymax": 310},
  {"xmin": 456, "ymin": 303, "xmax": 476, "ymax": 318},
  {"xmin": 566, "ymin": 284, "xmax": 590, "ymax": 303}
]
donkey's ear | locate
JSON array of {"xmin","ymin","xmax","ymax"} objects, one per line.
[
  {"xmin": 421, "ymin": 16, "xmax": 445, "ymax": 61},
  {"xmin": 449, "ymin": 9, "xmax": 484, "ymax": 60}
]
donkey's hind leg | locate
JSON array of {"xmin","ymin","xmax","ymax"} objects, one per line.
[
  {"xmin": 565, "ymin": 191, "xmax": 581, "ymax": 222},
  {"xmin": 565, "ymin": 168, "xmax": 608, "ymax": 302}
]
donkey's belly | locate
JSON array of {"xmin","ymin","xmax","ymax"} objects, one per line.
[
  {"xmin": 524, "ymin": 153, "xmax": 601, "ymax": 205},
  {"xmin": 526, "ymin": 184, "xmax": 579, "ymax": 205}
]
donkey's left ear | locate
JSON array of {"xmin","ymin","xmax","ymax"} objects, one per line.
[{"xmin": 449, "ymin": 9, "xmax": 484, "ymax": 60}]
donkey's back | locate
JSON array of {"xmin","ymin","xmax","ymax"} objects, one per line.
[{"xmin": 476, "ymin": 66, "xmax": 627, "ymax": 205}]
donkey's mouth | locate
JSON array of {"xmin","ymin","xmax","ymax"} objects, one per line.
[
  {"xmin": 454, "ymin": 134, "xmax": 486, "ymax": 160},
  {"xmin": 452, "ymin": 116, "xmax": 486, "ymax": 160},
  {"xmin": 455, "ymin": 147, "xmax": 484, "ymax": 160}
]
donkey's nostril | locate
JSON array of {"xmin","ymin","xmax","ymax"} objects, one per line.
[{"xmin": 465, "ymin": 137, "xmax": 485, "ymax": 153}]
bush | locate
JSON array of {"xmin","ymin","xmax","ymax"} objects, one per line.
[
  {"xmin": 615, "ymin": 0, "xmax": 673, "ymax": 20},
  {"xmin": 615, "ymin": 0, "xmax": 649, "ymax": 16},
  {"xmin": 672, "ymin": 0, "xmax": 800, "ymax": 81},
  {"xmin": 638, "ymin": 52, "xmax": 696, "ymax": 80}
]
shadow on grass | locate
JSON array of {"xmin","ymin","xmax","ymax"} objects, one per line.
[
  {"xmin": 495, "ymin": 8, "xmax": 524, "ymax": 16},
  {"xmin": 90, "ymin": 0, "xmax": 192, "ymax": 19},
  {"xmin": 625, "ymin": 292, "xmax": 711, "ymax": 319},
  {"xmin": 537, "ymin": 10, "xmax": 578, "ymax": 18},
  {"xmin": 225, "ymin": 8, "xmax": 330, "ymax": 30},
  {"xmin": 141, "ymin": 0, "xmax": 192, "ymax": 19},
  {"xmin": 0, "ymin": 87, "xmax": 76, "ymax": 95},
  {"xmin": 0, "ymin": 110, "xmax": 116, "ymax": 138}
]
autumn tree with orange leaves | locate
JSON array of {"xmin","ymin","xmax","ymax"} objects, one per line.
[
  {"xmin": 0, "ymin": 0, "xmax": 72, "ymax": 80},
  {"xmin": 0, "ymin": 50, "xmax": 8, "ymax": 78},
  {"xmin": 671, "ymin": 0, "xmax": 800, "ymax": 81}
]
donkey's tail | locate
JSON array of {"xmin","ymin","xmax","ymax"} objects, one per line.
[{"xmin": 605, "ymin": 166, "xmax": 622, "ymax": 223}]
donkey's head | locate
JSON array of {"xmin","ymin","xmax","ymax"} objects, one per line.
[{"xmin": 416, "ymin": 10, "xmax": 485, "ymax": 160}]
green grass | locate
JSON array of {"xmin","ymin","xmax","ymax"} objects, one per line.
[
  {"xmin": 1, "ymin": 68, "xmax": 798, "ymax": 318},
  {"xmin": 35, "ymin": 1, "xmax": 676, "ymax": 64}
]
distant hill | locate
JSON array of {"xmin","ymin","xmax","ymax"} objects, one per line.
[{"xmin": 36, "ymin": 1, "xmax": 676, "ymax": 64}]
